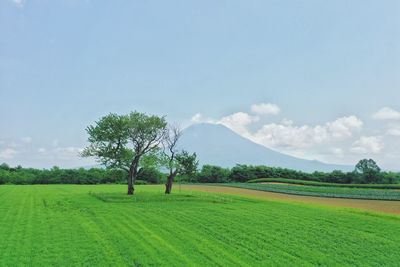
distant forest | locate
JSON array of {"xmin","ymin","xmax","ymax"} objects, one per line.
[{"xmin": 1, "ymin": 160, "xmax": 399, "ymax": 185}]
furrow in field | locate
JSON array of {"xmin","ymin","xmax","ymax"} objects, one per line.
[
  {"xmin": 119, "ymin": 212, "xmax": 195, "ymax": 266},
  {"xmin": 134, "ymin": 207, "xmax": 251, "ymax": 266},
  {"xmin": 0, "ymin": 187, "xmax": 30, "ymax": 265},
  {"xmin": 64, "ymin": 205, "xmax": 128, "ymax": 265},
  {"xmin": 82, "ymin": 208, "xmax": 175, "ymax": 266}
]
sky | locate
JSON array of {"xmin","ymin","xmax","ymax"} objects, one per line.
[{"xmin": 1, "ymin": 0, "xmax": 400, "ymax": 170}]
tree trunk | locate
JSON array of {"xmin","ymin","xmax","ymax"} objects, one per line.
[
  {"xmin": 127, "ymin": 158, "xmax": 139, "ymax": 195},
  {"xmin": 165, "ymin": 173, "xmax": 176, "ymax": 194},
  {"xmin": 127, "ymin": 167, "xmax": 134, "ymax": 195}
]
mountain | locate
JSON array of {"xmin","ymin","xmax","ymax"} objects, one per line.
[{"xmin": 179, "ymin": 123, "xmax": 353, "ymax": 173}]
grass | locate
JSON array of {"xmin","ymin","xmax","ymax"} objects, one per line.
[
  {"xmin": 0, "ymin": 185, "xmax": 400, "ymax": 266},
  {"xmin": 247, "ymin": 178, "xmax": 400, "ymax": 189},
  {"xmin": 223, "ymin": 183, "xmax": 400, "ymax": 200}
]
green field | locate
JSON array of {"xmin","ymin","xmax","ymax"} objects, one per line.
[
  {"xmin": 223, "ymin": 182, "xmax": 400, "ymax": 200},
  {"xmin": 247, "ymin": 178, "xmax": 400, "ymax": 189},
  {"xmin": 1, "ymin": 185, "xmax": 400, "ymax": 266}
]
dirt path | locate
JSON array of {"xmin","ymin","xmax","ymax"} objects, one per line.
[{"xmin": 182, "ymin": 185, "xmax": 400, "ymax": 215}]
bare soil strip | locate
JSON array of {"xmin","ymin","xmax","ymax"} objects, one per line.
[{"xmin": 182, "ymin": 185, "xmax": 400, "ymax": 215}]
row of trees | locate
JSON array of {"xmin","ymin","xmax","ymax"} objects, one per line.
[
  {"xmin": 194, "ymin": 159, "xmax": 399, "ymax": 184},
  {"xmin": 0, "ymin": 163, "xmax": 174, "ymax": 185},
  {"xmin": 0, "ymin": 164, "xmax": 127, "ymax": 185},
  {"xmin": 1, "ymin": 159, "xmax": 399, "ymax": 186}
]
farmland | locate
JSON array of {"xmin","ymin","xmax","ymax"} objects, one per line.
[
  {"xmin": 222, "ymin": 182, "xmax": 400, "ymax": 200},
  {"xmin": 247, "ymin": 178, "xmax": 400, "ymax": 189},
  {"xmin": 1, "ymin": 184, "xmax": 400, "ymax": 266}
]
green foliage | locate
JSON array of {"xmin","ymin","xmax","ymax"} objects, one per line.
[
  {"xmin": 355, "ymin": 159, "xmax": 382, "ymax": 183},
  {"xmin": 0, "ymin": 185, "xmax": 399, "ymax": 266},
  {"xmin": 1, "ymin": 161, "xmax": 399, "ymax": 185},
  {"xmin": 82, "ymin": 111, "xmax": 167, "ymax": 172},
  {"xmin": 82, "ymin": 113, "xmax": 133, "ymax": 171},
  {"xmin": 175, "ymin": 151, "xmax": 198, "ymax": 176},
  {"xmin": 197, "ymin": 165, "xmax": 231, "ymax": 183},
  {"xmin": 247, "ymin": 178, "xmax": 400, "ymax": 189},
  {"xmin": 198, "ymin": 163, "xmax": 398, "ymax": 185},
  {"xmin": 0, "ymin": 166, "xmax": 126, "ymax": 185},
  {"xmin": 160, "ymin": 125, "xmax": 198, "ymax": 193},
  {"xmin": 225, "ymin": 183, "xmax": 400, "ymax": 200},
  {"xmin": 137, "ymin": 167, "xmax": 163, "ymax": 184},
  {"xmin": 229, "ymin": 165, "xmax": 314, "ymax": 183},
  {"xmin": 82, "ymin": 111, "xmax": 168, "ymax": 194},
  {"xmin": 0, "ymin": 163, "xmax": 10, "ymax": 171}
]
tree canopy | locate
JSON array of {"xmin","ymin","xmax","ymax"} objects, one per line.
[{"xmin": 82, "ymin": 111, "xmax": 167, "ymax": 194}]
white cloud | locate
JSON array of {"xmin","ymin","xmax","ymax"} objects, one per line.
[
  {"xmin": 350, "ymin": 136, "xmax": 383, "ymax": 155},
  {"xmin": 21, "ymin": 137, "xmax": 32, "ymax": 143},
  {"xmin": 217, "ymin": 112, "xmax": 259, "ymax": 136},
  {"xmin": 331, "ymin": 148, "xmax": 344, "ymax": 156},
  {"xmin": 53, "ymin": 147, "xmax": 83, "ymax": 160},
  {"xmin": 0, "ymin": 148, "xmax": 18, "ymax": 160},
  {"xmin": 387, "ymin": 128, "xmax": 400, "ymax": 136},
  {"xmin": 326, "ymin": 116, "xmax": 363, "ymax": 138},
  {"xmin": 9, "ymin": 142, "xmax": 21, "ymax": 148},
  {"xmin": 191, "ymin": 113, "xmax": 203, "ymax": 123},
  {"xmin": 251, "ymin": 116, "xmax": 363, "ymax": 149},
  {"xmin": 373, "ymin": 107, "xmax": 400, "ymax": 120},
  {"xmin": 38, "ymin": 148, "xmax": 47, "ymax": 154},
  {"xmin": 10, "ymin": 0, "xmax": 25, "ymax": 8},
  {"xmin": 190, "ymin": 113, "xmax": 216, "ymax": 124},
  {"xmin": 251, "ymin": 103, "xmax": 280, "ymax": 115}
]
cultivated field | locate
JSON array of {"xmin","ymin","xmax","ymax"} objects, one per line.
[
  {"xmin": 248, "ymin": 178, "xmax": 400, "ymax": 189},
  {"xmin": 223, "ymin": 182, "xmax": 400, "ymax": 200},
  {"xmin": 1, "ymin": 184, "xmax": 400, "ymax": 266},
  {"xmin": 183, "ymin": 185, "xmax": 400, "ymax": 215}
]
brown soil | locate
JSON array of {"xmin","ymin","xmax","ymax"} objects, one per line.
[{"xmin": 182, "ymin": 185, "xmax": 400, "ymax": 215}]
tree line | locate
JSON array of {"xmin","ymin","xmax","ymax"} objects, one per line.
[
  {"xmin": 1, "ymin": 159, "xmax": 398, "ymax": 186},
  {"xmin": 195, "ymin": 160, "xmax": 399, "ymax": 184}
]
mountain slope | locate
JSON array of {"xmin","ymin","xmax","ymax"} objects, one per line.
[{"xmin": 179, "ymin": 123, "xmax": 352, "ymax": 173}]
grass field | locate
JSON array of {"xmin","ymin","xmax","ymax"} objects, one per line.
[
  {"xmin": 223, "ymin": 182, "xmax": 400, "ymax": 200},
  {"xmin": 1, "ymin": 185, "xmax": 400, "ymax": 266},
  {"xmin": 247, "ymin": 178, "xmax": 400, "ymax": 189}
]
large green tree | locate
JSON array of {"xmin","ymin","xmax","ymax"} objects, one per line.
[
  {"xmin": 355, "ymin": 159, "xmax": 381, "ymax": 183},
  {"xmin": 82, "ymin": 112, "xmax": 167, "ymax": 194}
]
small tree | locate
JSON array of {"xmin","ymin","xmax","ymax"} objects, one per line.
[
  {"xmin": 0, "ymin": 163, "xmax": 10, "ymax": 171},
  {"xmin": 355, "ymin": 159, "xmax": 381, "ymax": 184},
  {"xmin": 163, "ymin": 125, "xmax": 198, "ymax": 194},
  {"xmin": 82, "ymin": 112, "xmax": 167, "ymax": 195}
]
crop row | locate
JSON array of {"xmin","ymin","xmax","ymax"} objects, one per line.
[
  {"xmin": 247, "ymin": 178, "xmax": 400, "ymax": 189},
  {"xmin": 223, "ymin": 183, "xmax": 400, "ymax": 200}
]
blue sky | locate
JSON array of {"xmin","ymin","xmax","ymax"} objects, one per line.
[{"xmin": 1, "ymin": 0, "xmax": 400, "ymax": 169}]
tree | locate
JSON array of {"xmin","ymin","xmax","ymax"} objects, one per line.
[
  {"xmin": 82, "ymin": 112, "xmax": 167, "ymax": 194},
  {"xmin": 137, "ymin": 167, "xmax": 164, "ymax": 184},
  {"xmin": 197, "ymin": 165, "xmax": 230, "ymax": 183},
  {"xmin": 0, "ymin": 163, "xmax": 10, "ymax": 171},
  {"xmin": 162, "ymin": 125, "xmax": 198, "ymax": 194},
  {"xmin": 355, "ymin": 159, "xmax": 382, "ymax": 183}
]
